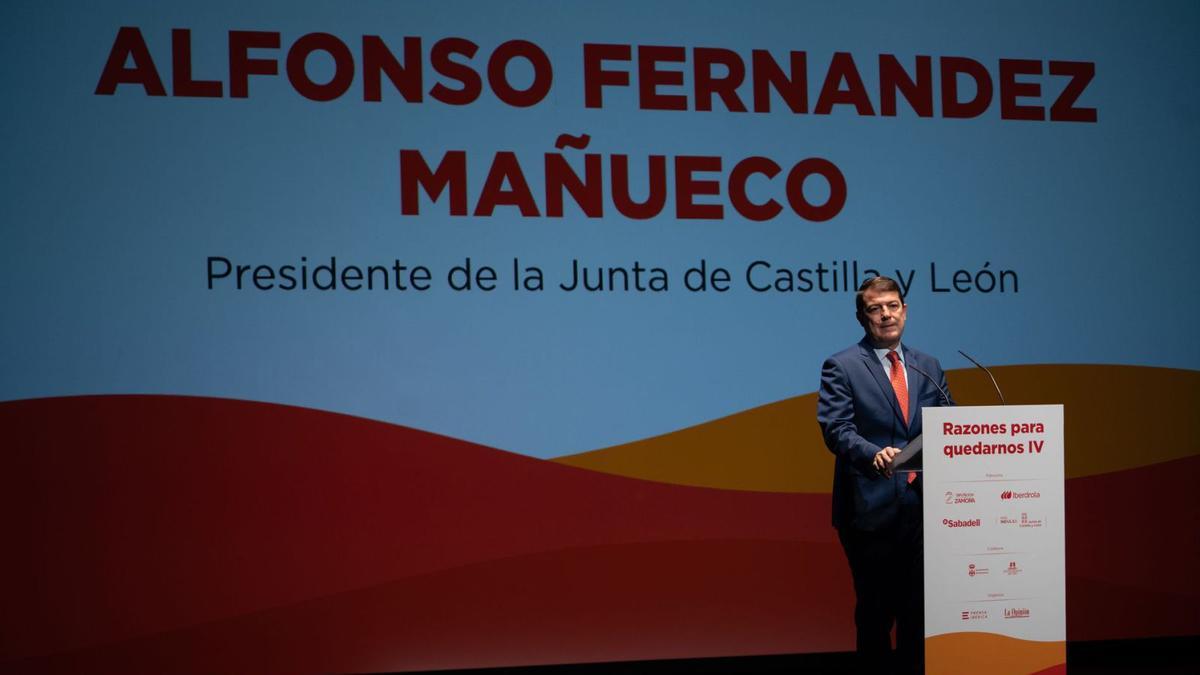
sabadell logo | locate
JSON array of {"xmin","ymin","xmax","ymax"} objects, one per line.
[{"xmin": 942, "ymin": 518, "xmax": 981, "ymax": 528}]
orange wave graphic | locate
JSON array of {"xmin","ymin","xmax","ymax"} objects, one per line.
[
  {"xmin": 557, "ymin": 396, "xmax": 825, "ymax": 493},
  {"xmin": 552, "ymin": 365, "xmax": 1199, "ymax": 491},
  {"xmin": 926, "ymin": 632, "xmax": 1064, "ymax": 675}
]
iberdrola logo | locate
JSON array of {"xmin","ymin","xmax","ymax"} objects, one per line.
[{"xmin": 1001, "ymin": 490, "xmax": 1041, "ymax": 500}]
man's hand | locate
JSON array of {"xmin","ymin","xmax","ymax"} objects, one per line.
[{"xmin": 873, "ymin": 446, "xmax": 900, "ymax": 477}]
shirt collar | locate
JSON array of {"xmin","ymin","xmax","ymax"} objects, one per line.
[{"xmin": 873, "ymin": 344, "xmax": 904, "ymax": 363}]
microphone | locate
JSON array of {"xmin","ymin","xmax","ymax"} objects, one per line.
[
  {"xmin": 891, "ymin": 361, "xmax": 952, "ymax": 473},
  {"xmin": 907, "ymin": 361, "xmax": 952, "ymax": 406},
  {"xmin": 958, "ymin": 350, "xmax": 1005, "ymax": 404}
]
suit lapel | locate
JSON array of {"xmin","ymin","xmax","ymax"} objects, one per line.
[{"xmin": 858, "ymin": 340, "xmax": 907, "ymax": 429}]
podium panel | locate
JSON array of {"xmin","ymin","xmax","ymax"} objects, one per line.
[{"xmin": 923, "ymin": 405, "xmax": 1066, "ymax": 675}]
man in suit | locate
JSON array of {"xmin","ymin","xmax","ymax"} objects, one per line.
[{"xmin": 817, "ymin": 276, "xmax": 953, "ymax": 675}]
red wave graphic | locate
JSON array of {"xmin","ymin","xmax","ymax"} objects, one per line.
[
  {"xmin": 2, "ymin": 395, "xmax": 1197, "ymax": 672},
  {"xmin": 10, "ymin": 540, "xmax": 851, "ymax": 674},
  {"xmin": 1065, "ymin": 455, "xmax": 1200, "ymax": 640},
  {"xmin": 0, "ymin": 396, "xmax": 836, "ymax": 669}
]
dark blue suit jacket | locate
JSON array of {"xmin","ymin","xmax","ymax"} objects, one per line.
[{"xmin": 817, "ymin": 338, "xmax": 952, "ymax": 531}]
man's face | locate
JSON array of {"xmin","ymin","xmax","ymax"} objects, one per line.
[{"xmin": 859, "ymin": 288, "xmax": 907, "ymax": 349}]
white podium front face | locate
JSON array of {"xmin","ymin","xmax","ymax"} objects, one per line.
[{"xmin": 923, "ymin": 404, "xmax": 1066, "ymax": 675}]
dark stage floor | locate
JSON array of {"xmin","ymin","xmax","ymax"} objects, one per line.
[{"xmin": 404, "ymin": 635, "xmax": 1196, "ymax": 675}]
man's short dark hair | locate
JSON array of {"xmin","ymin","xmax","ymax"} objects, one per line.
[{"xmin": 855, "ymin": 276, "xmax": 904, "ymax": 314}]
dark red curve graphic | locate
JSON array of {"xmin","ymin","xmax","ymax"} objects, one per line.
[
  {"xmin": 1, "ymin": 395, "xmax": 1196, "ymax": 673},
  {"xmin": 1, "ymin": 395, "xmax": 835, "ymax": 671}
]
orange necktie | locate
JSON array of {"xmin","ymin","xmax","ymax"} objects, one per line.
[
  {"xmin": 887, "ymin": 350, "xmax": 917, "ymax": 484},
  {"xmin": 887, "ymin": 350, "xmax": 909, "ymax": 424}
]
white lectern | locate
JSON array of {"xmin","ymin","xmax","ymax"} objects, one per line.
[{"xmin": 922, "ymin": 405, "xmax": 1066, "ymax": 675}]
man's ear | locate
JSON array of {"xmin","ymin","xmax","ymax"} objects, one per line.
[{"xmin": 855, "ymin": 310, "xmax": 867, "ymax": 328}]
